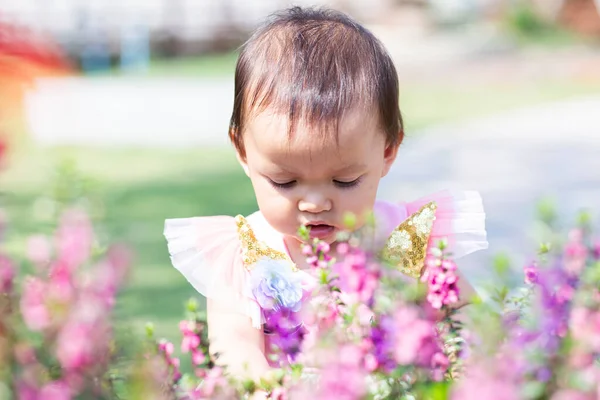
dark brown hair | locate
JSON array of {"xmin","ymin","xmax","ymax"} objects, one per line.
[{"xmin": 229, "ymin": 6, "xmax": 403, "ymax": 159}]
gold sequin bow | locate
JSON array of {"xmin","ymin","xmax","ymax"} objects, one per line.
[
  {"xmin": 234, "ymin": 215, "xmax": 297, "ymax": 272},
  {"xmin": 380, "ymin": 201, "xmax": 437, "ymax": 279}
]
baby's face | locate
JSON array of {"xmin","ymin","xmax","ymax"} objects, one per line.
[{"xmin": 238, "ymin": 107, "xmax": 398, "ymax": 245}]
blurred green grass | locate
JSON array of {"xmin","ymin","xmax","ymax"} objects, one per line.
[
  {"xmin": 1, "ymin": 146, "xmax": 257, "ymax": 343},
  {"xmin": 2, "ymin": 71, "xmax": 600, "ymax": 348}
]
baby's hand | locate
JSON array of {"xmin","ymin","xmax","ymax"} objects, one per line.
[{"xmin": 207, "ymin": 299, "xmax": 271, "ymax": 380}]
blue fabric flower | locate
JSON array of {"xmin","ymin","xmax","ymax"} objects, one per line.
[{"xmin": 249, "ymin": 258, "xmax": 303, "ymax": 313}]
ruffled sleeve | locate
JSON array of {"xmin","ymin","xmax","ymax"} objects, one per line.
[
  {"xmin": 403, "ymin": 190, "xmax": 488, "ymax": 260},
  {"xmin": 374, "ymin": 190, "xmax": 488, "ymax": 279},
  {"xmin": 164, "ymin": 216, "xmax": 263, "ymax": 328}
]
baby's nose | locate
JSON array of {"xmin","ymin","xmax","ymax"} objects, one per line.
[{"xmin": 298, "ymin": 193, "xmax": 332, "ymax": 213}]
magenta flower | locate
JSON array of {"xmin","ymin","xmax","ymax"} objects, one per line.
[
  {"xmin": 304, "ymin": 240, "xmax": 333, "ymax": 269},
  {"xmin": 20, "ymin": 277, "xmax": 50, "ymax": 331},
  {"xmin": 592, "ymin": 239, "xmax": 600, "ymax": 260},
  {"xmin": 422, "ymin": 258, "xmax": 460, "ymax": 309},
  {"xmin": 333, "ymin": 248, "xmax": 380, "ymax": 305},
  {"xmin": 179, "ymin": 320, "xmax": 200, "ymax": 352},
  {"xmin": 158, "ymin": 339, "xmax": 182, "ymax": 382},
  {"xmin": 56, "ymin": 322, "xmax": 95, "ymax": 371},
  {"xmin": 524, "ymin": 261, "xmax": 539, "ymax": 285}
]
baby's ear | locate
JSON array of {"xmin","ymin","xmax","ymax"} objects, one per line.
[
  {"xmin": 381, "ymin": 139, "xmax": 400, "ymax": 178},
  {"xmin": 381, "ymin": 141, "xmax": 400, "ymax": 178},
  {"xmin": 235, "ymin": 149, "xmax": 250, "ymax": 177},
  {"xmin": 230, "ymin": 127, "xmax": 250, "ymax": 177}
]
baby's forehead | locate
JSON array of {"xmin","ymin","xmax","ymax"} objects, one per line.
[{"xmin": 247, "ymin": 108, "xmax": 380, "ymax": 149}]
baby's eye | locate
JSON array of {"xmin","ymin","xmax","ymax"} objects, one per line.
[
  {"xmin": 333, "ymin": 177, "xmax": 362, "ymax": 189},
  {"xmin": 269, "ymin": 179, "xmax": 297, "ymax": 189}
]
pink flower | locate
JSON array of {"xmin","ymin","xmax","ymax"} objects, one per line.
[
  {"xmin": 336, "ymin": 242, "xmax": 349, "ymax": 255},
  {"xmin": 271, "ymin": 387, "xmax": 288, "ymax": 400},
  {"xmin": 200, "ymin": 366, "xmax": 227, "ymax": 397},
  {"xmin": 551, "ymin": 390, "xmax": 595, "ymax": 400},
  {"xmin": 16, "ymin": 381, "xmax": 38, "ymax": 400},
  {"xmin": 524, "ymin": 262, "xmax": 538, "ymax": 285},
  {"xmin": 20, "ymin": 277, "xmax": 50, "ymax": 331},
  {"xmin": 564, "ymin": 229, "xmax": 588, "ymax": 275},
  {"xmin": 39, "ymin": 381, "xmax": 71, "ymax": 400},
  {"xmin": 431, "ymin": 352, "xmax": 450, "ymax": 381},
  {"xmin": 334, "ymin": 249, "xmax": 380, "ymax": 304},
  {"xmin": 570, "ymin": 307, "xmax": 600, "ymax": 352},
  {"xmin": 48, "ymin": 261, "xmax": 75, "ymax": 304},
  {"xmin": 158, "ymin": 339, "xmax": 181, "ymax": 382},
  {"xmin": 0, "ymin": 254, "xmax": 14, "ymax": 293},
  {"xmin": 27, "ymin": 234, "xmax": 52, "ymax": 266},
  {"xmin": 302, "ymin": 245, "xmax": 313, "ymax": 256},
  {"xmin": 422, "ymin": 257, "xmax": 460, "ymax": 309},
  {"xmin": 159, "ymin": 339, "xmax": 174, "ymax": 356},
  {"xmin": 317, "ymin": 345, "xmax": 366, "ymax": 400},
  {"xmin": 191, "ymin": 350, "xmax": 206, "ymax": 366},
  {"xmin": 451, "ymin": 365, "xmax": 520, "ymax": 400},
  {"xmin": 180, "ymin": 320, "xmax": 201, "ymax": 353},
  {"xmin": 56, "ymin": 322, "xmax": 94, "ymax": 371},
  {"xmin": 363, "ymin": 353, "xmax": 378, "ymax": 372},
  {"xmin": 393, "ymin": 307, "xmax": 438, "ymax": 366},
  {"xmin": 55, "ymin": 209, "xmax": 93, "ymax": 270}
]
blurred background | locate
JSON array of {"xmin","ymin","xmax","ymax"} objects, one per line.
[{"xmin": 1, "ymin": 0, "xmax": 600, "ymax": 343}]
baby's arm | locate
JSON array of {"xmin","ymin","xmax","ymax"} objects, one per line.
[{"xmin": 207, "ymin": 298, "xmax": 270, "ymax": 381}]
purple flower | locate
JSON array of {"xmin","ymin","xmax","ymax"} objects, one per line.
[
  {"xmin": 592, "ymin": 239, "xmax": 600, "ymax": 260},
  {"xmin": 250, "ymin": 258, "xmax": 303, "ymax": 313},
  {"xmin": 369, "ymin": 315, "xmax": 396, "ymax": 373},
  {"xmin": 265, "ymin": 308, "xmax": 306, "ymax": 360}
]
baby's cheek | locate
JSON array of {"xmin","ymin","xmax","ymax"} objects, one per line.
[
  {"xmin": 338, "ymin": 186, "xmax": 377, "ymax": 222},
  {"xmin": 258, "ymin": 192, "xmax": 297, "ymax": 231}
]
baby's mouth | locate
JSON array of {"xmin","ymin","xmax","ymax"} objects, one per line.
[{"xmin": 305, "ymin": 223, "xmax": 335, "ymax": 239}]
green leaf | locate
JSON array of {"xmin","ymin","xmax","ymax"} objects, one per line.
[
  {"xmin": 298, "ymin": 225, "xmax": 310, "ymax": 241},
  {"xmin": 521, "ymin": 381, "xmax": 546, "ymax": 399},
  {"xmin": 577, "ymin": 209, "xmax": 592, "ymax": 228},
  {"xmin": 186, "ymin": 297, "xmax": 199, "ymax": 312},
  {"xmin": 538, "ymin": 242, "xmax": 552, "ymax": 255},
  {"xmin": 144, "ymin": 323, "xmax": 154, "ymax": 338},
  {"xmin": 536, "ymin": 197, "xmax": 557, "ymax": 226},
  {"xmin": 343, "ymin": 212, "xmax": 357, "ymax": 230},
  {"xmin": 437, "ymin": 238, "xmax": 448, "ymax": 251},
  {"xmin": 493, "ymin": 253, "xmax": 511, "ymax": 277}
]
